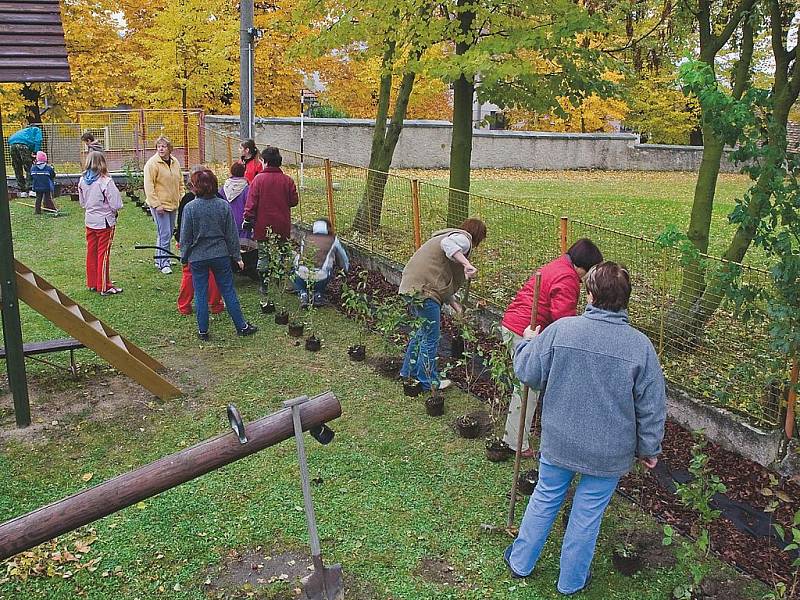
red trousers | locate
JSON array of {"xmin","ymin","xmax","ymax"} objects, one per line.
[
  {"xmin": 86, "ymin": 226, "xmax": 114, "ymax": 292},
  {"xmin": 178, "ymin": 263, "xmax": 224, "ymax": 315}
]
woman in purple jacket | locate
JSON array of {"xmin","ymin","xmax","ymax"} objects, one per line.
[{"xmin": 219, "ymin": 161, "xmax": 251, "ymax": 239}]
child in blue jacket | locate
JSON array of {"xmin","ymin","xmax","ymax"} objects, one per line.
[{"xmin": 30, "ymin": 151, "xmax": 57, "ymax": 215}]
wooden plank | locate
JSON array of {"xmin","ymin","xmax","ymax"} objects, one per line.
[
  {"xmin": 0, "ymin": 4, "xmax": 61, "ymax": 12},
  {"xmin": 14, "ymin": 260, "xmax": 173, "ymax": 383},
  {"xmin": 0, "ymin": 59, "xmax": 69, "ymax": 68},
  {"xmin": 0, "ymin": 23, "xmax": 64, "ymax": 34},
  {"xmin": 0, "ymin": 13, "xmax": 62, "ymax": 25},
  {"xmin": 0, "ymin": 35, "xmax": 65, "ymax": 45},
  {"xmin": 0, "ymin": 339, "xmax": 84, "ymax": 359},
  {"xmin": 0, "ymin": 47, "xmax": 67, "ymax": 57},
  {"xmin": 0, "ymin": 69, "xmax": 71, "ymax": 82},
  {"xmin": 16, "ymin": 274, "xmax": 181, "ymax": 400}
]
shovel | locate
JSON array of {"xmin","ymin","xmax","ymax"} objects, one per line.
[
  {"xmin": 507, "ymin": 271, "xmax": 542, "ymax": 530},
  {"xmin": 283, "ymin": 395, "xmax": 344, "ymax": 600}
]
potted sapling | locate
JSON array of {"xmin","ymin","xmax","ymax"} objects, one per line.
[
  {"xmin": 299, "ymin": 252, "xmax": 321, "ymax": 351},
  {"xmin": 484, "ymin": 344, "xmax": 514, "ymax": 462},
  {"xmin": 402, "ymin": 295, "xmax": 428, "ymax": 398},
  {"xmin": 123, "ymin": 159, "xmax": 144, "ymax": 205},
  {"xmin": 423, "ymin": 358, "xmax": 445, "ymax": 417},
  {"xmin": 452, "ymin": 320, "xmax": 488, "ymax": 438},
  {"xmin": 341, "ymin": 269, "xmax": 371, "ymax": 361},
  {"xmin": 258, "ymin": 233, "xmax": 283, "ymax": 317}
]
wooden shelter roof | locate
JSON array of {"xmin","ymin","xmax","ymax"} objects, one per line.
[{"xmin": 0, "ymin": 0, "xmax": 70, "ymax": 82}]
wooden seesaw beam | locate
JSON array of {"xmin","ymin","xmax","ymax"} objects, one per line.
[{"xmin": 0, "ymin": 392, "xmax": 341, "ymax": 560}]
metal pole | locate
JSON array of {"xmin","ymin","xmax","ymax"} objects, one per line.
[
  {"xmin": 560, "ymin": 216, "xmax": 568, "ymax": 255},
  {"xmin": 300, "ymin": 91, "xmax": 305, "ymax": 189},
  {"xmin": 411, "ymin": 179, "xmax": 422, "ymax": 250},
  {"xmin": 0, "ymin": 392, "xmax": 341, "ymax": 560},
  {"xmin": 288, "ymin": 398, "xmax": 322, "ymax": 557},
  {"xmin": 0, "ymin": 110, "xmax": 31, "ymax": 428},
  {"xmin": 239, "ymin": 0, "xmax": 254, "ymax": 140},
  {"xmin": 324, "ymin": 159, "xmax": 336, "ymax": 230}
]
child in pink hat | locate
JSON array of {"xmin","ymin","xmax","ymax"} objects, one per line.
[{"xmin": 30, "ymin": 151, "xmax": 58, "ymax": 214}]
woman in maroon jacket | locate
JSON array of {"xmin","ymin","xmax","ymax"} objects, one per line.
[
  {"xmin": 242, "ymin": 146, "xmax": 299, "ymax": 296},
  {"xmin": 501, "ymin": 238, "xmax": 603, "ymax": 457}
]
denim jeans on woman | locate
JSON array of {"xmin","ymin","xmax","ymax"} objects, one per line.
[
  {"xmin": 190, "ymin": 256, "xmax": 247, "ymax": 334},
  {"xmin": 506, "ymin": 459, "xmax": 619, "ymax": 594},
  {"xmin": 400, "ymin": 297, "xmax": 441, "ymax": 390}
]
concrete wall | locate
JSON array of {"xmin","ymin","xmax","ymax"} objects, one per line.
[{"xmin": 207, "ymin": 115, "xmax": 739, "ymax": 173}]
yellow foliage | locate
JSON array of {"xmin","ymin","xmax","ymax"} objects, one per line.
[
  {"xmin": 624, "ymin": 75, "xmax": 700, "ymax": 145},
  {"xmin": 507, "ymin": 94, "xmax": 628, "ymax": 133}
]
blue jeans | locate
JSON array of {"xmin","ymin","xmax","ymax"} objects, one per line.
[
  {"xmin": 190, "ymin": 256, "xmax": 247, "ymax": 333},
  {"xmin": 293, "ymin": 274, "xmax": 330, "ymax": 297},
  {"xmin": 507, "ymin": 460, "xmax": 619, "ymax": 594},
  {"xmin": 400, "ymin": 298, "xmax": 441, "ymax": 390}
]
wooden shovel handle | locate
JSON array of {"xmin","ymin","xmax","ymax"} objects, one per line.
[{"xmin": 507, "ymin": 271, "xmax": 542, "ymax": 528}]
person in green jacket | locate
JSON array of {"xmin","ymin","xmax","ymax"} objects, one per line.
[{"xmin": 7, "ymin": 124, "xmax": 43, "ymax": 195}]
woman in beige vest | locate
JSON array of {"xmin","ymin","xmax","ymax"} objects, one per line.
[{"xmin": 399, "ymin": 218, "xmax": 486, "ymax": 391}]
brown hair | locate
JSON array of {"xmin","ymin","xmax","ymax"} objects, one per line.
[
  {"xmin": 80, "ymin": 132, "xmax": 95, "ymax": 143},
  {"xmin": 155, "ymin": 135, "xmax": 173, "ymax": 153},
  {"xmin": 585, "ymin": 261, "xmax": 631, "ymax": 312},
  {"xmin": 84, "ymin": 151, "xmax": 108, "ymax": 175},
  {"xmin": 230, "ymin": 161, "xmax": 246, "ymax": 177},
  {"xmin": 460, "ymin": 218, "xmax": 487, "ymax": 248},
  {"xmin": 262, "ymin": 145, "xmax": 282, "ymax": 167},
  {"xmin": 567, "ymin": 238, "xmax": 603, "ymax": 271},
  {"xmin": 190, "ymin": 168, "xmax": 219, "ymax": 198}
]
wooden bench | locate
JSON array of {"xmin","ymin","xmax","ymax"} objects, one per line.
[{"xmin": 0, "ymin": 338, "xmax": 84, "ymax": 377}]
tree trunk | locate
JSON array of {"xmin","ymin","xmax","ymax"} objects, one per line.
[
  {"xmin": 447, "ymin": 75, "xmax": 474, "ymax": 227},
  {"xmin": 353, "ymin": 45, "xmax": 418, "ymax": 233},
  {"xmin": 446, "ymin": 0, "xmax": 476, "ymax": 227}
]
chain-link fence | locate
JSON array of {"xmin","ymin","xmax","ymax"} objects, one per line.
[
  {"xmin": 202, "ymin": 125, "xmax": 792, "ymax": 429},
  {"xmin": 3, "ymin": 110, "xmax": 205, "ymax": 181}
]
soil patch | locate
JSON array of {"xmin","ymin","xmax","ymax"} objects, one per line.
[
  {"xmin": 366, "ymin": 356, "xmax": 403, "ymax": 381},
  {"xmin": 413, "ymin": 557, "xmax": 470, "ymax": 590},
  {"xmin": 206, "ymin": 548, "xmax": 380, "ymax": 600}
]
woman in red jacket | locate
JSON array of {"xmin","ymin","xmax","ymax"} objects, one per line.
[
  {"xmin": 502, "ymin": 238, "xmax": 603, "ymax": 457},
  {"xmin": 240, "ymin": 139, "xmax": 263, "ymax": 184}
]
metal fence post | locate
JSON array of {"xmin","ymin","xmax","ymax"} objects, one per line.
[
  {"xmin": 226, "ymin": 136, "xmax": 233, "ymax": 165},
  {"xmin": 411, "ymin": 179, "xmax": 422, "ymax": 250},
  {"xmin": 786, "ymin": 358, "xmax": 798, "ymax": 439},
  {"xmin": 324, "ymin": 159, "xmax": 336, "ymax": 231},
  {"xmin": 197, "ymin": 111, "xmax": 205, "ymax": 163},
  {"xmin": 560, "ymin": 216, "xmax": 568, "ymax": 254}
]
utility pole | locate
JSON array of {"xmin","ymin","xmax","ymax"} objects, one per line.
[{"xmin": 239, "ymin": 0, "xmax": 255, "ymax": 140}]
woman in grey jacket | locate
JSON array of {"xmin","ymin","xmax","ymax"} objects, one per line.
[
  {"xmin": 503, "ymin": 261, "xmax": 666, "ymax": 595},
  {"xmin": 180, "ymin": 168, "xmax": 258, "ymax": 341}
]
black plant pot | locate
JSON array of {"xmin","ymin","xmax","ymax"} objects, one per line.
[
  {"xmin": 348, "ymin": 344, "xmax": 366, "ymax": 361},
  {"xmin": 450, "ymin": 334, "xmax": 465, "ymax": 360},
  {"xmin": 486, "ymin": 440, "xmax": 512, "ymax": 463},
  {"xmin": 288, "ymin": 323, "xmax": 305, "ymax": 337},
  {"xmin": 455, "ymin": 415, "xmax": 480, "ymax": 439},
  {"xmin": 305, "ymin": 335, "xmax": 322, "ymax": 352},
  {"xmin": 517, "ymin": 469, "xmax": 539, "ymax": 496},
  {"xmin": 70, "ymin": 193, "xmax": 79, "ymax": 202},
  {"xmin": 141, "ymin": 204, "xmax": 150, "ymax": 214},
  {"xmin": 425, "ymin": 395, "xmax": 444, "ymax": 417},
  {"xmin": 403, "ymin": 380, "xmax": 422, "ymax": 397},
  {"xmin": 274, "ymin": 311, "xmax": 289, "ymax": 325},
  {"xmin": 260, "ymin": 300, "xmax": 276, "ymax": 314}
]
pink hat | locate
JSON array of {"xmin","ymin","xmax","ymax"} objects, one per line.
[{"xmin": 36, "ymin": 151, "xmax": 47, "ymax": 163}]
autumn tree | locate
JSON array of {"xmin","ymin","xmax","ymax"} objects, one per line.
[
  {"xmin": 132, "ymin": 0, "xmax": 238, "ymax": 113},
  {"xmin": 431, "ymin": 0, "xmax": 616, "ymax": 225}
]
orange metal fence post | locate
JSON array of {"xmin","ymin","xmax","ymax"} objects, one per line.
[
  {"xmin": 411, "ymin": 179, "xmax": 422, "ymax": 250},
  {"xmin": 786, "ymin": 358, "xmax": 798, "ymax": 439},
  {"xmin": 560, "ymin": 216, "xmax": 569, "ymax": 254},
  {"xmin": 324, "ymin": 159, "xmax": 336, "ymax": 231},
  {"xmin": 226, "ymin": 136, "xmax": 233, "ymax": 165}
]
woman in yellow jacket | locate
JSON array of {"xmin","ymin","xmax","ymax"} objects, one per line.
[{"xmin": 144, "ymin": 135, "xmax": 183, "ymax": 274}]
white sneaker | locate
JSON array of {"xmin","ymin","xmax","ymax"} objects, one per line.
[
  {"xmin": 160, "ymin": 266, "xmax": 173, "ymax": 275},
  {"xmin": 438, "ymin": 379, "xmax": 453, "ymax": 391},
  {"xmin": 28, "ymin": 191, "xmax": 36, "ymax": 197}
]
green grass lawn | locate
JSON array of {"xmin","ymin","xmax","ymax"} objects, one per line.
[{"xmin": 0, "ymin": 196, "xmax": 768, "ymax": 599}]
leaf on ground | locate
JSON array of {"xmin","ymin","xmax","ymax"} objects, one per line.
[{"xmin": 81, "ymin": 473, "xmax": 93, "ymax": 482}]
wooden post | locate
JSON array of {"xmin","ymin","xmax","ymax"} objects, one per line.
[
  {"xmin": 411, "ymin": 179, "xmax": 422, "ymax": 250},
  {"xmin": 140, "ymin": 109, "xmax": 147, "ymax": 156},
  {"xmin": 0, "ymin": 392, "xmax": 341, "ymax": 560},
  {"xmin": 0, "ymin": 110, "xmax": 30, "ymax": 427},
  {"xmin": 560, "ymin": 216, "xmax": 568, "ymax": 254},
  {"xmin": 226, "ymin": 135, "xmax": 233, "ymax": 165},
  {"xmin": 786, "ymin": 358, "xmax": 798, "ymax": 439},
  {"xmin": 324, "ymin": 159, "xmax": 336, "ymax": 231},
  {"xmin": 197, "ymin": 111, "xmax": 206, "ymax": 163}
]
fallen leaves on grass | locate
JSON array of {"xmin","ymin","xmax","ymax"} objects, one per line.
[{"xmin": 0, "ymin": 528, "xmax": 101, "ymax": 584}]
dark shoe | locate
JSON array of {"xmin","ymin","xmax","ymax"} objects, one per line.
[
  {"xmin": 503, "ymin": 545, "xmax": 527, "ymax": 579},
  {"xmin": 237, "ymin": 323, "xmax": 259, "ymax": 337},
  {"xmin": 558, "ymin": 571, "xmax": 592, "ymax": 595},
  {"xmin": 198, "ymin": 331, "xmax": 210, "ymax": 341}
]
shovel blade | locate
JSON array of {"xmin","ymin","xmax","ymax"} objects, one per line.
[{"xmin": 302, "ymin": 563, "xmax": 344, "ymax": 600}]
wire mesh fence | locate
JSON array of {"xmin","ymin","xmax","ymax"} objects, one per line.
[
  {"xmin": 201, "ymin": 125, "xmax": 791, "ymax": 429},
  {"xmin": 3, "ymin": 110, "xmax": 205, "ymax": 180}
]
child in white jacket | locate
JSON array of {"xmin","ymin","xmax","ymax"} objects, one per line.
[{"xmin": 79, "ymin": 151, "xmax": 123, "ymax": 295}]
